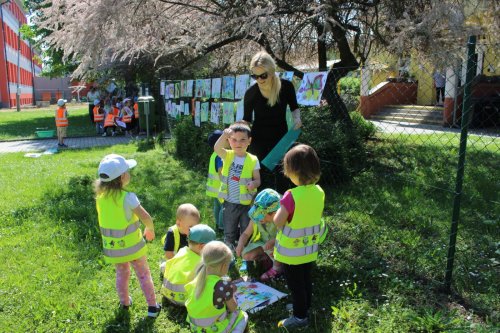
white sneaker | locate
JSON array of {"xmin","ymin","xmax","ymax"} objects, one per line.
[{"xmin": 102, "ymin": 133, "xmax": 107, "ymax": 137}]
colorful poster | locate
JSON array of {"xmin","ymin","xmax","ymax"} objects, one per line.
[
  {"xmin": 164, "ymin": 99, "xmax": 170, "ymax": 114},
  {"xmin": 211, "ymin": 102, "xmax": 220, "ymax": 124},
  {"xmin": 222, "ymin": 76, "xmax": 235, "ymax": 99},
  {"xmin": 180, "ymin": 101, "xmax": 184, "ymax": 115},
  {"xmin": 180, "ymin": 81, "xmax": 187, "ymax": 97},
  {"xmin": 195, "ymin": 79, "xmax": 204, "ymax": 98},
  {"xmin": 203, "ymin": 79, "xmax": 211, "ymax": 98},
  {"xmin": 236, "ymin": 100, "xmax": 244, "ymax": 121},
  {"xmin": 167, "ymin": 84, "xmax": 175, "ymax": 99},
  {"xmin": 160, "ymin": 81, "xmax": 165, "ymax": 96},
  {"xmin": 184, "ymin": 102, "xmax": 190, "ymax": 115},
  {"xmin": 200, "ymin": 102, "xmax": 209, "ymax": 122},
  {"xmin": 234, "ymin": 281, "xmax": 287, "ymax": 313},
  {"xmin": 281, "ymin": 71, "xmax": 294, "ymax": 81},
  {"xmin": 186, "ymin": 80, "xmax": 194, "ymax": 97},
  {"xmin": 212, "ymin": 78, "xmax": 222, "ymax": 99},
  {"xmin": 195, "ymin": 101, "xmax": 201, "ymax": 127},
  {"xmin": 222, "ymin": 102, "xmax": 235, "ymax": 124},
  {"xmin": 174, "ymin": 82, "xmax": 180, "ymax": 99},
  {"xmin": 296, "ymin": 71, "xmax": 328, "ymax": 106},
  {"xmin": 235, "ymin": 74, "xmax": 250, "ymax": 99}
]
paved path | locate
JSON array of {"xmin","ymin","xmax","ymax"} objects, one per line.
[{"xmin": 0, "ymin": 135, "xmax": 137, "ymax": 153}]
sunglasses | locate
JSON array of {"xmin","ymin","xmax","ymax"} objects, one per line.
[{"xmin": 250, "ymin": 72, "xmax": 269, "ymax": 80}]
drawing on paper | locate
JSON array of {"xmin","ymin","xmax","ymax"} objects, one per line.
[
  {"xmin": 222, "ymin": 102, "xmax": 235, "ymax": 124},
  {"xmin": 212, "ymin": 78, "xmax": 222, "ymax": 99},
  {"xmin": 194, "ymin": 101, "xmax": 201, "ymax": 127},
  {"xmin": 211, "ymin": 102, "xmax": 221, "ymax": 124},
  {"xmin": 296, "ymin": 72, "xmax": 328, "ymax": 106},
  {"xmin": 200, "ymin": 102, "xmax": 209, "ymax": 122},
  {"xmin": 234, "ymin": 281, "xmax": 287, "ymax": 313},
  {"xmin": 235, "ymin": 75, "xmax": 250, "ymax": 99},
  {"xmin": 222, "ymin": 76, "xmax": 235, "ymax": 99}
]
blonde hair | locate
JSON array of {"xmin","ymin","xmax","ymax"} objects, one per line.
[
  {"xmin": 193, "ymin": 241, "xmax": 233, "ymax": 299},
  {"xmin": 250, "ymin": 51, "xmax": 281, "ymax": 107},
  {"xmin": 176, "ymin": 203, "xmax": 201, "ymax": 221},
  {"xmin": 94, "ymin": 177, "xmax": 123, "ymax": 202}
]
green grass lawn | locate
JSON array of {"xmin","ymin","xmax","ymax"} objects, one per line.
[
  {"xmin": 0, "ymin": 135, "xmax": 498, "ymax": 332},
  {"xmin": 0, "ymin": 104, "xmax": 96, "ymax": 140}
]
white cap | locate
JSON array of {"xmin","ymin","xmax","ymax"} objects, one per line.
[
  {"xmin": 94, "ymin": 99, "xmax": 100, "ymax": 106},
  {"xmin": 57, "ymin": 99, "xmax": 67, "ymax": 106},
  {"xmin": 123, "ymin": 98, "xmax": 131, "ymax": 103},
  {"xmin": 98, "ymin": 154, "xmax": 137, "ymax": 182}
]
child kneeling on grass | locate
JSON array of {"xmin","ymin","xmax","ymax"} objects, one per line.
[
  {"xmin": 161, "ymin": 224, "xmax": 216, "ymax": 306},
  {"xmin": 94, "ymin": 154, "xmax": 161, "ymax": 318},
  {"xmin": 185, "ymin": 241, "xmax": 248, "ymax": 333},
  {"xmin": 235, "ymin": 188, "xmax": 283, "ymax": 280}
]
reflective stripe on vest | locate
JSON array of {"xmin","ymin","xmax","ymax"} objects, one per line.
[
  {"xmin": 273, "ymin": 185, "xmax": 324, "ymax": 265},
  {"xmin": 93, "ymin": 106, "xmax": 104, "ymax": 121},
  {"xmin": 104, "ymin": 113, "xmax": 115, "ymax": 127},
  {"xmin": 100, "ymin": 221, "xmax": 140, "ymax": 238},
  {"xmin": 206, "ymin": 153, "xmax": 221, "ymax": 198},
  {"xmin": 55, "ymin": 107, "xmax": 68, "ymax": 127},
  {"xmin": 218, "ymin": 150, "xmax": 258, "ymax": 205},
  {"xmin": 189, "ymin": 311, "xmax": 227, "ymax": 327},
  {"xmin": 96, "ymin": 191, "xmax": 146, "ymax": 264},
  {"xmin": 122, "ymin": 114, "xmax": 132, "ymax": 123},
  {"xmin": 163, "ymin": 279, "xmax": 185, "ymax": 293},
  {"xmin": 133, "ymin": 103, "xmax": 139, "ymax": 118}
]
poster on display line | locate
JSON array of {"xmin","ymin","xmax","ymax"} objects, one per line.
[
  {"xmin": 222, "ymin": 102, "xmax": 235, "ymax": 124},
  {"xmin": 200, "ymin": 102, "xmax": 209, "ymax": 122},
  {"xmin": 235, "ymin": 74, "xmax": 250, "ymax": 99},
  {"xmin": 222, "ymin": 76, "xmax": 235, "ymax": 99},
  {"xmin": 296, "ymin": 71, "xmax": 328, "ymax": 106},
  {"xmin": 211, "ymin": 102, "xmax": 221, "ymax": 124},
  {"xmin": 194, "ymin": 101, "xmax": 201, "ymax": 127},
  {"xmin": 212, "ymin": 78, "xmax": 222, "ymax": 99}
]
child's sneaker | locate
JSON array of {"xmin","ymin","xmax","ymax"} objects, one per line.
[
  {"xmin": 120, "ymin": 296, "xmax": 133, "ymax": 310},
  {"xmin": 260, "ymin": 267, "xmax": 281, "ymax": 282},
  {"xmin": 277, "ymin": 316, "xmax": 309, "ymax": 329},
  {"xmin": 239, "ymin": 260, "xmax": 248, "ymax": 273},
  {"xmin": 147, "ymin": 303, "xmax": 162, "ymax": 318}
]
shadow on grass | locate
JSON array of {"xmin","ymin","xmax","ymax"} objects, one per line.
[{"xmin": 102, "ymin": 309, "xmax": 131, "ymax": 333}]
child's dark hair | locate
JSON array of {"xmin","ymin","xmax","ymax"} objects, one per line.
[
  {"xmin": 283, "ymin": 144, "xmax": 321, "ymax": 185},
  {"xmin": 229, "ymin": 121, "xmax": 251, "ymax": 137}
]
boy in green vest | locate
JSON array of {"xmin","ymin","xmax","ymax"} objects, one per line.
[
  {"xmin": 161, "ymin": 224, "xmax": 216, "ymax": 306},
  {"xmin": 214, "ymin": 122, "xmax": 261, "ymax": 255},
  {"xmin": 160, "ymin": 204, "xmax": 200, "ymax": 274}
]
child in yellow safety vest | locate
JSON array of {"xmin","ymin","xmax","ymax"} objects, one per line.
[
  {"xmin": 94, "ymin": 154, "xmax": 161, "ymax": 317},
  {"xmin": 161, "ymin": 224, "xmax": 216, "ymax": 306},
  {"xmin": 235, "ymin": 188, "xmax": 282, "ymax": 281},
  {"xmin": 160, "ymin": 204, "xmax": 200, "ymax": 274},
  {"xmin": 214, "ymin": 122, "xmax": 261, "ymax": 252},
  {"xmin": 273, "ymin": 144, "xmax": 327, "ymax": 329},
  {"xmin": 185, "ymin": 241, "xmax": 248, "ymax": 333},
  {"xmin": 206, "ymin": 130, "xmax": 224, "ymax": 231}
]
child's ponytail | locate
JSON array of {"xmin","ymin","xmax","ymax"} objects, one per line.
[{"xmin": 194, "ymin": 263, "xmax": 208, "ymax": 299}]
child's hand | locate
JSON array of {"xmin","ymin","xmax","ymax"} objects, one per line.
[
  {"xmin": 223, "ymin": 128, "xmax": 232, "ymax": 137},
  {"xmin": 143, "ymin": 227, "xmax": 155, "ymax": 241},
  {"xmin": 246, "ymin": 181, "xmax": 256, "ymax": 191},
  {"xmin": 235, "ymin": 244, "xmax": 243, "ymax": 257},
  {"xmin": 264, "ymin": 240, "xmax": 274, "ymax": 251}
]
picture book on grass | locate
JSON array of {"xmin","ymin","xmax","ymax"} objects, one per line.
[{"xmin": 234, "ymin": 281, "xmax": 287, "ymax": 313}]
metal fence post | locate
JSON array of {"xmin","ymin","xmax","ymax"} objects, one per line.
[{"xmin": 444, "ymin": 35, "xmax": 476, "ymax": 292}]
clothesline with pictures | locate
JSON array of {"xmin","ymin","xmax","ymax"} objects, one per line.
[{"xmin": 161, "ymin": 71, "xmax": 328, "ymax": 127}]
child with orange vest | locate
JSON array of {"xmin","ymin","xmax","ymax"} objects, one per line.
[
  {"xmin": 93, "ymin": 99, "xmax": 104, "ymax": 135},
  {"xmin": 55, "ymin": 99, "xmax": 68, "ymax": 148}
]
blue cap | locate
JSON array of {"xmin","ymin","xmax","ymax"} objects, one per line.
[
  {"xmin": 188, "ymin": 224, "xmax": 216, "ymax": 244},
  {"xmin": 248, "ymin": 189, "xmax": 281, "ymax": 222}
]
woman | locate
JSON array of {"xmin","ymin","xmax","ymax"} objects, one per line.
[{"xmin": 243, "ymin": 51, "xmax": 302, "ymax": 193}]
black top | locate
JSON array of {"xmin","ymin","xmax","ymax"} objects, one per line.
[
  {"xmin": 243, "ymin": 79, "xmax": 298, "ymax": 161},
  {"xmin": 163, "ymin": 228, "xmax": 188, "ymax": 252}
]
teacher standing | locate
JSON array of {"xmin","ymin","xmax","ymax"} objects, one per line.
[{"xmin": 243, "ymin": 51, "xmax": 302, "ymax": 194}]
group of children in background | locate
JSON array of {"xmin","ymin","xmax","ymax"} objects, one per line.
[
  {"xmin": 92, "ymin": 96, "xmax": 140, "ymax": 137},
  {"xmin": 94, "ymin": 120, "xmax": 326, "ymax": 331}
]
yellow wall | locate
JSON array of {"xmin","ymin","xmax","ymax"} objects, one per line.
[
  {"xmin": 482, "ymin": 45, "xmax": 499, "ymax": 76},
  {"xmin": 409, "ymin": 60, "xmax": 435, "ymax": 106}
]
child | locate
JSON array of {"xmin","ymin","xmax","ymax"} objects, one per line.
[
  {"xmin": 206, "ymin": 130, "xmax": 224, "ymax": 231},
  {"xmin": 161, "ymin": 224, "xmax": 216, "ymax": 306},
  {"xmin": 55, "ymin": 99, "xmax": 68, "ymax": 148},
  {"xmin": 185, "ymin": 241, "xmax": 248, "ymax": 333},
  {"xmin": 94, "ymin": 154, "xmax": 161, "ymax": 317},
  {"xmin": 93, "ymin": 99, "xmax": 104, "ymax": 135},
  {"xmin": 120, "ymin": 98, "xmax": 134, "ymax": 136},
  {"xmin": 160, "ymin": 204, "xmax": 200, "ymax": 273},
  {"xmin": 235, "ymin": 188, "xmax": 282, "ymax": 280},
  {"xmin": 214, "ymin": 121, "xmax": 261, "ymax": 252},
  {"xmin": 273, "ymin": 144, "xmax": 327, "ymax": 329},
  {"xmin": 102, "ymin": 108, "xmax": 116, "ymax": 137}
]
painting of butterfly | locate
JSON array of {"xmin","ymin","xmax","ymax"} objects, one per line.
[{"xmin": 296, "ymin": 72, "xmax": 328, "ymax": 106}]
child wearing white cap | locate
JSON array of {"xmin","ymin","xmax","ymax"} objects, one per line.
[
  {"xmin": 55, "ymin": 99, "xmax": 68, "ymax": 147},
  {"xmin": 94, "ymin": 154, "xmax": 161, "ymax": 317}
]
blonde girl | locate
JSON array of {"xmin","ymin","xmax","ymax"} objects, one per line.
[
  {"xmin": 95, "ymin": 154, "xmax": 161, "ymax": 317},
  {"xmin": 273, "ymin": 144, "xmax": 326, "ymax": 329},
  {"xmin": 185, "ymin": 241, "xmax": 248, "ymax": 333}
]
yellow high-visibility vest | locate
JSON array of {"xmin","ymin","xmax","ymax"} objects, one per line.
[
  {"xmin": 161, "ymin": 247, "xmax": 201, "ymax": 305},
  {"xmin": 206, "ymin": 152, "xmax": 222, "ymax": 199},
  {"xmin": 96, "ymin": 191, "xmax": 147, "ymax": 264},
  {"xmin": 218, "ymin": 150, "xmax": 258, "ymax": 205},
  {"xmin": 274, "ymin": 185, "xmax": 325, "ymax": 265},
  {"xmin": 185, "ymin": 275, "xmax": 245, "ymax": 332}
]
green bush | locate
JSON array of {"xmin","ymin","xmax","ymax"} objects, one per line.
[
  {"xmin": 351, "ymin": 111, "xmax": 377, "ymax": 140},
  {"xmin": 339, "ymin": 76, "xmax": 361, "ymax": 94}
]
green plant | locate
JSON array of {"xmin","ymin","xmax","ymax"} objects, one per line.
[{"xmin": 339, "ymin": 77, "xmax": 361, "ymax": 95}]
